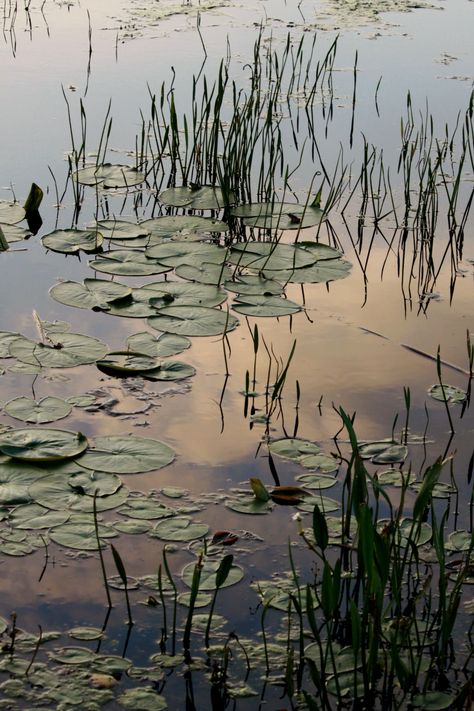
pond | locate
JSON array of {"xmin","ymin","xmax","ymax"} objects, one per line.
[{"xmin": 0, "ymin": 0, "xmax": 473, "ymax": 708}]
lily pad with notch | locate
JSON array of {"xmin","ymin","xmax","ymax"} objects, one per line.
[
  {"xmin": 359, "ymin": 440, "xmax": 408, "ymax": 464},
  {"xmin": 182, "ymin": 558, "xmax": 244, "ymax": 590},
  {"xmin": 126, "ymin": 331, "xmax": 190, "ymax": 358},
  {"xmin": 75, "ymin": 434, "xmax": 175, "ymax": 474},
  {"xmin": 0, "ymin": 223, "xmax": 31, "ymax": 243},
  {"xmin": 3, "ymin": 396, "xmax": 72, "ymax": 424},
  {"xmin": 232, "ymin": 294, "xmax": 302, "ymax": 317},
  {"xmin": 428, "ymin": 384, "xmax": 467, "ymax": 404},
  {"xmin": 231, "ymin": 201, "xmax": 324, "ymax": 230},
  {"xmin": 229, "ymin": 242, "xmax": 316, "ymax": 271},
  {"xmin": 89, "ymin": 250, "xmax": 172, "ymax": 277},
  {"xmin": 262, "ymin": 257, "xmax": 352, "ymax": 284},
  {"xmin": 41, "ymin": 229, "xmax": 103, "ymax": 255},
  {"xmin": 145, "ymin": 280, "xmax": 227, "ymax": 308},
  {"xmin": 224, "ymin": 274, "xmax": 284, "ymax": 296},
  {"xmin": 73, "ymin": 164, "xmax": 145, "ymax": 188},
  {"xmin": 268, "ymin": 437, "xmax": 321, "ymax": 461},
  {"xmin": 0, "ymin": 201, "xmax": 25, "ymax": 224},
  {"xmin": 148, "ymin": 305, "xmax": 239, "ymax": 337},
  {"xmin": 151, "ymin": 517, "xmax": 209, "ymax": 541},
  {"xmin": 159, "ymin": 185, "xmax": 235, "ymax": 210},
  {"xmin": 175, "ymin": 261, "xmax": 233, "ymax": 285},
  {"xmin": 9, "ymin": 332, "xmax": 108, "ymax": 368},
  {"xmin": 49, "ymin": 279, "xmax": 132, "ymax": 312},
  {"xmin": 145, "ymin": 241, "xmax": 226, "ymax": 267},
  {"xmin": 95, "ymin": 219, "xmax": 150, "ymax": 241},
  {"xmin": 140, "ymin": 215, "xmax": 228, "ymax": 238},
  {"xmin": 0, "ymin": 428, "xmax": 88, "ymax": 462}
]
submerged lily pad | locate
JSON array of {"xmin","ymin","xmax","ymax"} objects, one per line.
[
  {"xmin": 41, "ymin": 229, "xmax": 103, "ymax": 254},
  {"xmin": 49, "ymin": 279, "xmax": 132, "ymax": 311},
  {"xmin": 0, "ymin": 428, "xmax": 88, "ymax": 461},
  {"xmin": 74, "ymin": 163, "xmax": 145, "ymax": 188},
  {"xmin": 9, "ymin": 332, "xmax": 108, "ymax": 369},
  {"xmin": 76, "ymin": 435, "xmax": 175, "ymax": 474},
  {"xmin": 159, "ymin": 185, "xmax": 235, "ymax": 210},
  {"xmin": 148, "ymin": 305, "xmax": 238, "ymax": 337},
  {"xmin": 3, "ymin": 396, "xmax": 72, "ymax": 424}
]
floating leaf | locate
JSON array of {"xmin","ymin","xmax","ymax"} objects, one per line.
[
  {"xmin": 148, "ymin": 305, "xmax": 238, "ymax": 337},
  {"xmin": 224, "ymin": 274, "xmax": 284, "ymax": 296},
  {"xmin": 49, "ymin": 521, "xmax": 117, "ymax": 549},
  {"xmin": 299, "ymin": 452, "xmax": 339, "ymax": 473},
  {"xmin": 3, "ymin": 397, "xmax": 72, "ymax": 424},
  {"xmin": 140, "ymin": 215, "xmax": 228, "ymax": 237},
  {"xmin": 224, "ymin": 495, "xmax": 271, "ymax": 515},
  {"xmin": 0, "ymin": 428, "xmax": 88, "ymax": 461},
  {"xmin": 0, "ymin": 223, "xmax": 31, "ymax": 243},
  {"xmin": 159, "ymin": 185, "xmax": 235, "ymax": 210},
  {"xmin": 232, "ymin": 294, "xmax": 302, "ymax": 317},
  {"xmin": 268, "ymin": 438, "xmax": 321, "ymax": 461},
  {"xmin": 145, "ymin": 281, "xmax": 227, "ymax": 308},
  {"xmin": 68, "ymin": 470, "xmax": 122, "ymax": 497},
  {"xmin": 0, "ymin": 331, "xmax": 22, "ymax": 358},
  {"xmin": 428, "ymin": 384, "xmax": 467, "ymax": 404},
  {"xmin": 9, "ymin": 504, "xmax": 70, "ymax": 529},
  {"xmin": 152, "ymin": 517, "xmax": 209, "ymax": 541},
  {"xmin": 42, "ymin": 229, "xmax": 103, "ymax": 254},
  {"xmin": 118, "ymin": 496, "xmax": 174, "ymax": 520},
  {"xmin": 76, "ymin": 435, "xmax": 175, "ymax": 474},
  {"xmin": 9, "ymin": 332, "xmax": 108, "ymax": 368},
  {"xmin": 113, "ymin": 519, "xmax": 151, "ymax": 534},
  {"xmin": 229, "ymin": 242, "xmax": 315, "ymax": 271},
  {"xmin": 263, "ymin": 258, "xmax": 352, "ymax": 284},
  {"xmin": 68, "ymin": 627, "xmax": 104, "ymax": 641},
  {"xmin": 175, "ymin": 262, "xmax": 232, "ymax": 285},
  {"xmin": 145, "ymin": 241, "xmax": 225, "ymax": 267},
  {"xmin": 412, "ymin": 691, "xmax": 455, "ymax": 710},
  {"xmin": 231, "ymin": 201, "xmax": 324, "ymax": 230},
  {"xmin": 73, "ymin": 163, "xmax": 145, "ymax": 188},
  {"xmin": 182, "ymin": 559, "xmax": 244, "ymax": 590},
  {"xmin": 49, "ymin": 279, "xmax": 132, "ymax": 311},
  {"xmin": 96, "ymin": 351, "xmax": 163, "ymax": 375},
  {"xmin": 0, "ymin": 200, "xmax": 25, "ymax": 224},
  {"xmin": 126, "ymin": 331, "xmax": 191, "ymax": 358},
  {"xmin": 89, "ymin": 250, "xmax": 172, "ymax": 277},
  {"xmin": 95, "ymin": 219, "xmax": 150, "ymax": 240},
  {"xmin": 140, "ymin": 360, "xmax": 196, "ymax": 381},
  {"xmin": 118, "ymin": 688, "xmax": 168, "ymax": 710},
  {"xmin": 446, "ymin": 530, "xmax": 473, "ymax": 552},
  {"xmin": 359, "ymin": 441, "xmax": 408, "ymax": 464}
]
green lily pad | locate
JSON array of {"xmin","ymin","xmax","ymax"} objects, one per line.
[
  {"xmin": 148, "ymin": 305, "xmax": 238, "ymax": 337},
  {"xmin": 175, "ymin": 261, "xmax": 233, "ymax": 285},
  {"xmin": 49, "ymin": 279, "xmax": 132, "ymax": 311},
  {"xmin": 229, "ymin": 241, "xmax": 315, "ymax": 271},
  {"xmin": 118, "ymin": 496, "xmax": 174, "ymax": 519},
  {"xmin": 0, "ymin": 428, "xmax": 88, "ymax": 461},
  {"xmin": 224, "ymin": 274, "xmax": 284, "ymax": 296},
  {"xmin": 48, "ymin": 647, "xmax": 96, "ymax": 665},
  {"xmin": 113, "ymin": 519, "xmax": 151, "ymax": 534},
  {"xmin": 9, "ymin": 332, "xmax": 108, "ymax": 369},
  {"xmin": 299, "ymin": 452, "xmax": 339, "ymax": 473},
  {"xmin": 96, "ymin": 351, "xmax": 163, "ymax": 375},
  {"xmin": 428, "ymin": 384, "xmax": 467, "ymax": 403},
  {"xmin": 9, "ymin": 504, "xmax": 70, "ymax": 529},
  {"xmin": 3, "ymin": 397, "xmax": 72, "ymax": 424},
  {"xmin": 141, "ymin": 360, "xmax": 196, "ymax": 381},
  {"xmin": 377, "ymin": 469, "xmax": 416, "ymax": 487},
  {"xmin": 41, "ymin": 229, "xmax": 103, "ymax": 254},
  {"xmin": 232, "ymin": 294, "xmax": 302, "ymax": 317},
  {"xmin": 68, "ymin": 470, "xmax": 122, "ymax": 496},
  {"xmin": 0, "ymin": 331, "xmax": 22, "ymax": 357},
  {"xmin": 145, "ymin": 281, "xmax": 227, "ymax": 308},
  {"xmin": 49, "ymin": 521, "xmax": 117, "ymax": 550},
  {"xmin": 182, "ymin": 558, "xmax": 244, "ymax": 590},
  {"xmin": 159, "ymin": 185, "xmax": 235, "ymax": 210},
  {"xmin": 0, "ymin": 223, "xmax": 31, "ymax": 243},
  {"xmin": 359, "ymin": 441, "xmax": 408, "ymax": 464},
  {"xmin": 446, "ymin": 530, "xmax": 473, "ymax": 552},
  {"xmin": 145, "ymin": 241, "xmax": 225, "ymax": 267},
  {"xmin": 125, "ymin": 331, "xmax": 191, "ymax": 358},
  {"xmin": 140, "ymin": 215, "xmax": 228, "ymax": 237},
  {"xmin": 76, "ymin": 435, "xmax": 175, "ymax": 474},
  {"xmin": 151, "ymin": 517, "xmax": 209, "ymax": 541},
  {"xmin": 224, "ymin": 495, "xmax": 272, "ymax": 515},
  {"xmin": 269, "ymin": 257, "xmax": 352, "ymax": 283},
  {"xmin": 268, "ymin": 438, "xmax": 321, "ymax": 460},
  {"xmin": 232, "ymin": 201, "xmax": 324, "ymax": 230},
  {"xmin": 73, "ymin": 163, "xmax": 145, "ymax": 188},
  {"xmin": 89, "ymin": 250, "xmax": 172, "ymax": 277},
  {"xmin": 0, "ymin": 200, "xmax": 25, "ymax": 224},
  {"xmin": 412, "ymin": 691, "xmax": 455, "ymax": 710},
  {"xmin": 0, "ymin": 482, "xmax": 32, "ymax": 505},
  {"xmin": 118, "ymin": 688, "xmax": 167, "ymax": 710},
  {"xmin": 95, "ymin": 219, "xmax": 150, "ymax": 240},
  {"xmin": 68, "ymin": 627, "xmax": 104, "ymax": 641}
]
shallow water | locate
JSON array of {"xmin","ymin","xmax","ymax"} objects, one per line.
[{"xmin": 0, "ymin": 0, "xmax": 473, "ymax": 707}]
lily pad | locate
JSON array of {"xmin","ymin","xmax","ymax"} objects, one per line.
[
  {"xmin": 229, "ymin": 241, "xmax": 315, "ymax": 271},
  {"xmin": 0, "ymin": 428, "xmax": 88, "ymax": 461},
  {"xmin": 9, "ymin": 504, "xmax": 70, "ymax": 529},
  {"xmin": 224, "ymin": 274, "xmax": 284, "ymax": 296},
  {"xmin": 0, "ymin": 200, "xmax": 25, "ymax": 224},
  {"xmin": 125, "ymin": 331, "xmax": 191, "ymax": 358},
  {"xmin": 49, "ymin": 279, "xmax": 132, "ymax": 311},
  {"xmin": 42, "ymin": 229, "xmax": 103, "ymax": 254},
  {"xmin": 269, "ymin": 257, "xmax": 352, "ymax": 283},
  {"xmin": 359, "ymin": 441, "xmax": 408, "ymax": 464},
  {"xmin": 145, "ymin": 241, "xmax": 225, "ymax": 267},
  {"xmin": 0, "ymin": 223, "xmax": 31, "ymax": 243},
  {"xmin": 428, "ymin": 384, "xmax": 467, "ymax": 403},
  {"xmin": 9, "ymin": 332, "xmax": 108, "ymax": 368},
  {"xmin": 3, "ymin": 397, "xmax": 72, "ymax": 424},
  {"xmin": 151, "ymin": 517, "xmax": 209, "ymax": 541},
  {"xmin": 73, "ymin": 163, "xmax": 145, "ymax": 188},
  {"xmin": 95, "ymin": 219, "xmax": 150, "ymax": 240},
  {"xmin": 159, "ymin": 185, "xmax": 235, "ymax": 210},
  {"xmin": 182, "ymin": 558, "xmax": 244, "ymax": 590},
  {"xmin": 231, "ymin": 201, "xmax": 324, "ymax": 230},
  {"xmin": 118, "ymin": 688, "xmax": 167, "ymax": 710},
  {"xmin": 89, "ymin": 250, "xmax": 172, "ymax": 277},
  {"xmin": 140, "ymin": 360, "xmax": 196, "ymax": 381},
  {"xmin": 68, "ymin": 470, "xmax": 122, "ymax": 497},
  {"xmin": 175, "ymin": 261, "xmax": 233, "ymax": 285},
  {"xmin": 140, "ymin": 215, "xmax": 228, "ymax": 237},
  {"xmin": 232, "ymin": 294, "xmax": 302, "ymax": 317},
  {"xmin": 76, "ymin": 434, "xmax": 175, "ymax": 474},
  {"xmin": 49, "ymin": 521, "xmax": 117, "ymax": 549},
  {"xmin": 0, "ymin": 331, "xmax": 22, "ymax": 358},
  {"xmin": 148, "ymin": 305, "xmax": 238, "ymax": 337},
  {"xmin": 96, "ymin": 351, "xmax": 163, "ymax": 375},
  {"xmin": 268, "ymin": 438, "xmax": 321, "ymax": 461},
  {"xmin": 145, "ymin": 281, "xmax": 227, "ymax": 308}
]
